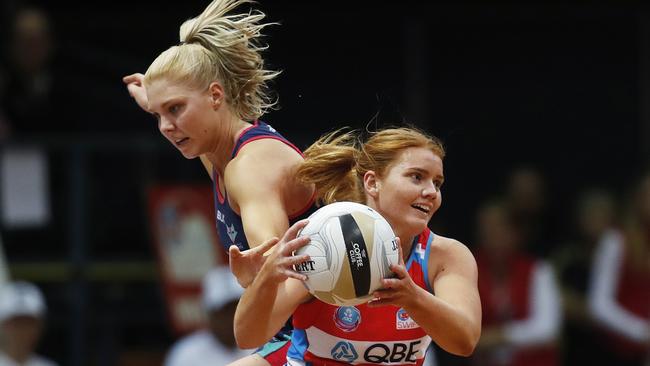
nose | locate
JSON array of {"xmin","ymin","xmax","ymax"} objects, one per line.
[
  {"xmin": 422, "ymin": 181, "xmax": 438, "ymax": 200},
  {"xmin": 158, "ymin": 116, "xmax": 175, "ymax": 134}
]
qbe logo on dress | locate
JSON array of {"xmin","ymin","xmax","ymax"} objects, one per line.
[
  {"xmin": 396, "ymin": 308, "xmax": 419, "ymax": 330},
  {"xmin": 331, "ymin": 341, "xmax": 358, "ymax": 363}
]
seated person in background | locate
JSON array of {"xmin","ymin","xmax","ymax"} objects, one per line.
[
  {"xmin": 164, "ymin": 266, "xmax": 252, "ymax": 366},
  {"xmin": 0, "ymin": 281, "xmax": 58, "ymax": 366}
]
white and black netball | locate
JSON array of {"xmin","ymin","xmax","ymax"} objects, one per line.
[{"xmin": 293, "ymin": 201, "xmax": 399, "ymax": 306}]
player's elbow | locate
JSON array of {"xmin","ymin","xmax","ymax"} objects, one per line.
[
  {"xmin": 447, "ymin": 337, "xmax": 478, "ymax": 357},
  {"xmin": 447, "ymin": 323, "xmax": 481, "ymax": 357},
  {"xmin": 234, "ymin": 322, "xmax": 265, "ymax": 349},
  {"xmin": 235, "ymin": 336, "xmax": 258, "ymax": 350},
  {"xmin": 234, "ymin": 332, "xmax": 262, "ymax": 350},
  {"xmin": 454, "ymin": 337, "xmax": 479, "ymax": 357}
]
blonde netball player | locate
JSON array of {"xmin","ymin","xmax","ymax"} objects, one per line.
[{"xmin": 122, "ymin": 0, "xmax": 317, "ymax": 364}]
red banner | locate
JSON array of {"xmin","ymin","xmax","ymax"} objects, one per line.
[{"xmin": 147, "ymin": 184, "xmax": 227, "ymax": 335}]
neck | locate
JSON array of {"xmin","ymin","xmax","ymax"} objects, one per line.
[
  {"xmin": 396, "ymin": 230, "xmax": 417, "ymax": 260},
  {"xmin": 205, "ymin": 116, "xmax": 251, "ymax": 177}
]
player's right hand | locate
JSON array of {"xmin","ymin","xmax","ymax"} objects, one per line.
[{"xmin": 122, "ymin": 73, "xmax": 150, "ymax": 112}]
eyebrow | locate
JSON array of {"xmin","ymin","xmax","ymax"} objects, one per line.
[
  {"xmin": 408, "ymin": 167, "xmax": 444, "ymax": 182},
  {"xmin": 160, "ymin": 98, "xmax": 179, "ymax": 110},
  {"xmin": 151, "ymin": 97, "xmax": 182, "ymax": 113}
]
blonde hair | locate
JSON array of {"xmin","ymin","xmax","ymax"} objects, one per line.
[
  {"xmin": 144, "ymin": 0, "xmax": 279, "ymax": 121},
  {"xmin": 297, "ymin": 126, "xmax": 445, "ymax": 205}
]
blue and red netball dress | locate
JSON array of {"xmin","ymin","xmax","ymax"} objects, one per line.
[
  {"xmin": 287, "ymin": 228, "xmax": 436, "ymax": 366},
  {"xmin": 213, "ymin": 120, "xmax": 317, "ymax": 252}
]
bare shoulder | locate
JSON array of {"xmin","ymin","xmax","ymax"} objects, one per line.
[
  {"xmin": 430, "ymin": 234, "xmax": 472, "ymax": 256},
  {"xmin": 224, "ymin": 138, "xmax": 314, "ymax": 214},
  {"xmin": 429, "ymin": 234, "xmax": 478, "ymax": 278},
  {"xmin": 226, "ymin": 139, "xmax": 303, "ymax": 186}
]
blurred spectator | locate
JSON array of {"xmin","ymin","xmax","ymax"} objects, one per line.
[
  {"xmin": 163, "ymin": 266, "xmax": 252, "ymax": 366},
  {"xmin": 0, "ymin": 5, "xmax": 70, "ymax": 257},
  {"xmin": 0, "ymin": 5, "xmax": 71, "ymax": 139},
  {"xmin": 504, "ymin": 166, "xmax": 554, "ymax": 258},
  {"xmin": 470, "ymin": 199, "xmax": 561, "ymax": 366},
  {"xmin": 588, "ymin": 174, "xmax": 650, "ymax": 366},
  {"xmin": 0, "ymin": 281, "xmax": 57, "ymax": 366},
  {"xmin": 552, "ymin": 188, "xmax": 618, "ymax": 365}
]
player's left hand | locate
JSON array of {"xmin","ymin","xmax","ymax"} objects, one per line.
[
  {"xmin": 256, "ymin": 219, "xmax": 312, "ymax": 285},
  {"xmin": 367, "ymin": 238, "xmax": 419, "ymax": 308},
  {"xmin": 229, "ymin": 219, "xmax": 310, "ymax": 288},
  {"xmin": 229, "ymin": 236, "xmax": 279, "ymax": 288}
]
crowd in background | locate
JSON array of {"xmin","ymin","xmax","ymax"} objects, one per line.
[{"xmin": 0, "ymin": 3, "xmax": 648, "ymax": 366}]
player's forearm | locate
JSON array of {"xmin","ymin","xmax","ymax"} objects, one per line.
[
  {"xmin": 234, "ymin": 274, "xmax": 282, "ymax": 348},
  {"xmin": 405, "ymin": 288, "xmax": 481, "ymax": 357}
]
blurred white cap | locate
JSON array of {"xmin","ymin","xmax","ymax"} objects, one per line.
[
  {"xmin": 0, "ymin": 281, "xmax": 46, "ymax": 322},
  {"xmin": 202, "ymin": 266, "xmax": 244, "ymax": 311}
]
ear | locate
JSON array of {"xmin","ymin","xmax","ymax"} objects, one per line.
[
  {"xmin": 208, "ymin": 81, "xmax": 225, "ymax": 110},
  {"xmin": 363, "ymin": 170, "xmax": 380, "ymax": 198}
]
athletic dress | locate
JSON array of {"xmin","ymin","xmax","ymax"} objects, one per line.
[
  {"xmin": 286, "ymin": 228, "xmax": 436, "ymax": 366},
  {"xmin": 213, "ymin": 120, "xmax": 317, "ymax": 252},
  {"xmin": 212, "ymin": 120, "xmax": 318, "ymax": 364}
]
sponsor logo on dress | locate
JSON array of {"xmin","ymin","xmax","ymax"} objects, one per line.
[
  {"xmin": 331, "ymin": 341, "xmax": 358, "ymax": 363},
  {"xmin": 334, "ymin": 306, "xmax": 361, "ymax": 332},
  {"xmin": 216, "ymin": 210, "xmax": 226, "ymax": 224},
  {"xmin": 414, "ymin": 243, "xmax": 425, "ymax": 259},
  {"xmin": 226, "ymin": 223, "xmax": 238, "ymax": 243},
  {"xmin": 396, "ymin": 308, "xmax": 419, "ymax": 330}
]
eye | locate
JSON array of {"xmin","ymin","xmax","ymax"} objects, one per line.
[
  {"xmin": 434, "ymin": 180, "xmax": 444, "ymax": 190},
  {"xmin": 168, "ymin": 104, "xmax": 181, "ymax": 114},
  {"xmin": 411, "ymin": 173, "xmax": 422, "ymax": 181}
]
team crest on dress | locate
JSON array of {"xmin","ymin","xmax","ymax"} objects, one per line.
[
  {"xmin": 331, "ymin": 341, "xmax": 358, "ymax": 363},
  {"xmin": 226, "ymin": 223, "xmax": 238, "ymax": 242},
  {"xmin": 396, "ymin": 308, "xmax": 418, "ymax": 329},
  {"xmin": 334, "ymin": 306, "xmax": 361, "ymax": 332}
]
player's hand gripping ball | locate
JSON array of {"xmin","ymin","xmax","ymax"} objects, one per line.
[{"xmin": 293, "ymin": 201, "xmax": 399, "ymax": 306}]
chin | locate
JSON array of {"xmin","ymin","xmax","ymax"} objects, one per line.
[
  {"xmin": 393, "ymin": 220, "xmax": 428, "ymax": 240},
  {"xmin": 179, "ymin": 149, "xmax": 199, "ymax": 159},
  {"xmin": 407, "ymin": 218, "xmax": 430, "ymax": 234}
]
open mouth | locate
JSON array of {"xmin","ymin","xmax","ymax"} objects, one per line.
[
  {"xmin": 175, "ymin": 137, "xmax": 189, "ymax": 146},
  {"xmin": 411, "ymin": 204, "xmax": 430, "ymax": 214}
]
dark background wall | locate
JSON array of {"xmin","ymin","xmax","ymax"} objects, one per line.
[{"xmin": 33, "ymin": 0, "xmax": 644, "ymax": 239}]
